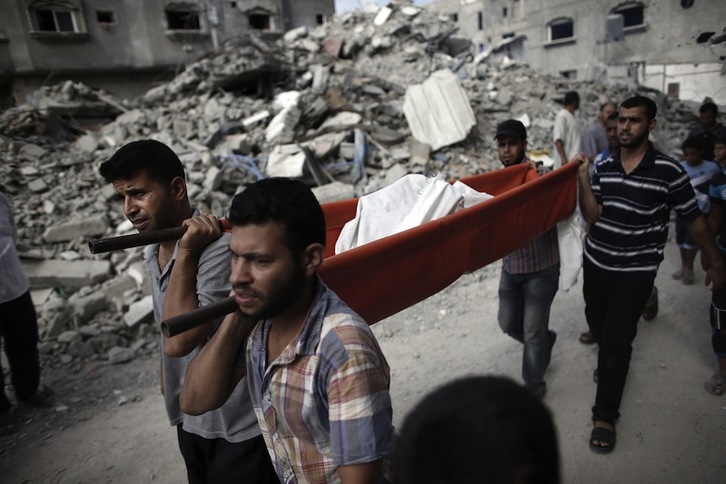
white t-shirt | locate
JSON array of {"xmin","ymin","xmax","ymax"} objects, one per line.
[{"xmin": 553, "ymin": 108, "xmax": 581, "ymax": 168}]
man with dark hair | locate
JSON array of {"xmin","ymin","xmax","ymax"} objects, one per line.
[
  {"xmin": 688, "ymin": 102, "xmax": 726, "ymax": 161},
  {"xmin": 100, "ymin": 140, "xmax": 276, "ymax": 483},
  {"xmin": 553, "ymin": 91, "xmax": 581, "ymax": 168},
  {"xmin": 494, "ymin": 119, "xmax": 559, "ymax": 398},
  {"xmin": 392, "ymin": 376, "xmax": 560, "ymax": 484},
  {"xmin": 581, "ymin": 101, "xmax": 617, "ymax": 158},
  {"xmin": 578, "ymin": 95, "xmax": 726, "ymax": 453},
  {"xmin": 180, "ymin": 177, "xmax": 395, "ymax": 483}
]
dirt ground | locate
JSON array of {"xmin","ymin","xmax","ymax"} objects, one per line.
[{"xmin": 1, "ymin": 242, "xmax": 724, "ymax": 483}]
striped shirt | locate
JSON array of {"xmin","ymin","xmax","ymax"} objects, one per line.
[
  {"xmin": 243, "ymin": 276, "xmax": 394, "ymax": 484},
  {"xmin": 585, "ymin": 143, "xmax": 701, "ymax": 273},
  {"xmin": 502, "ymin": 162, "xmax": 560, "ymax": 274}
]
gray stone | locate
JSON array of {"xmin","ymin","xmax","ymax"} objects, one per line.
[
  {"xmin": 203, "ymin": 166, "xmax": 222, "ymax": 192},
  {"xmin": 312, "ymin": 181, "xmax": 356, "ymax": 203},
  {"xmin": 57, "ymin": 330, "xmax": 82, "ymax": 343},
  {"xmin": 43, "ymin": 215, "xmax": 108, "ymax": 242},
  {"xmin": 19, "ymin": 143, "xmax": 47, "ymax": 159},
  {"xmin": 123, "ymin": 295, "xmax": 153, "ymax": 327},
  {"xmin": 108, "ymin": 346, "xmax": 135, "ymax": 364},
  {"xmin": 69, "ymin": 292, "xmax": 107, "ymax": 322},
  {"xmin": 23, "ymin": 259, "xmax": 112, "ymax": 289},
  {"xmin": 266, "ymin": 106, "xmax": 301, "ymax": 145},
  {"xmin": 382, "ymin": 163, "xmax": 409, "ymax": 187},
  {"xmin": 27, "ymin": 178, "xmax": 48, "ymax": 193},
  {"xmin": 74, "ymin": 134, "xmax": 99, "ymax": 153}
]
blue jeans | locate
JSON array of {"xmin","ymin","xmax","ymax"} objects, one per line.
[{"xmin": 498, "ymin": 264, "xmax": 560, "ymax": 391}]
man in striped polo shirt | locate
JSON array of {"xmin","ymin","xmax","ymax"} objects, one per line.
[{"xmin": 577, "ymin": 96, "xmax": 726, "ymax": 454}]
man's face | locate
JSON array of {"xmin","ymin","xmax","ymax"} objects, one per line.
[
  {"xmin": 618, "ymin": 106, "xmax": 654, "ymax": 149},
  {"xmin": 112, "ymin": 169, "xmax": 178, "ymax": 233},
  {"xmin": 682, "ymin": 147, "xmax": 703, "ymax": 166},
  {"xmin": 497, "ymin": 135, "xmax": 527, "ymax": 166},
  {"xmin": 229, "ymin": 222, "xmax": 307, "ymax": 322},
  {"xmin": 700, "ymin": 109, "xmax": 717, "ymax": 129},
  {"xmin": 600, "ymin": 104, "xmax": 616, "ymax": 124},
  {"xmin": 714, "ymin": 143, "xmax": 726, "ymax": 163},
  {"xmin": 606, "ymin": 118, "xmax": 619, "ymax": 149}
]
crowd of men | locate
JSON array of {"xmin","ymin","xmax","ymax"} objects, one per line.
[{"xmin": 2, "ymin": 93, "xmax": 725, "ymax": 482}]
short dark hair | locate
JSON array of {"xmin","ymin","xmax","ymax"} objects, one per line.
[
  {"xmin": 682, "ymin": 136, "xmax": 703, "ymax": 152},
  {"xmin": 620, "ymin": 95, "xmax": 657, "ymax": 122},
  {"xmin": 392, "ymin": 376, "xmax": 560, "ymax": 484},
  {"xmin": 700, "ymin": 102, "xmax": 718, "ymax": 115},
  {"xmin": 228, "ymin": 177, "xmax": 326, "ymax": 252},
  {"xmin": 564, "ymin": 91, "xmax": 579, "ymax": 106},
  {"xmin": 607, "ymin": 111, "xmax": 619, "ymax": 121},
  {"xmin": 100, "ymin": 139, "xmax": 185, "ymax": 184},
  {"xmin": 715, "ymin": 137, "xmax": 726, "ymax": 147}
]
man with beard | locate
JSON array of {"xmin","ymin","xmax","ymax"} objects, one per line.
[
  {"xmin": 100, "ymin": 140, "xmax": 276, "ymax": 483},
  {"xmin": 494, "ymin": 119, "xmax": 560, "ymax": 398},
  {"xmin": 577, "ymin": 96, "xmax": 726, "ymax": 454},
  {"xmin": 180, "ymin": 178, "xmax": 395, "ymax": 484}
]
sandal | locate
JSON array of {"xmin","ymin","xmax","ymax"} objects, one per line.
[
  {"xmin": 589, "ymin": 423, "xmax": 616, "ymax": 454},
  {"xmin": 671, "ymin": 270, "xmax": 682, "ymax": 280},
  {"xmin": 19, "ymin": 384, "xmax": 55, "ymax": 408},
  {"xmin": 579, "ymin": 331, "xmax": 596, "ymax": 345},
  {"xmin": 0, "ymin": 412, "xmax": 17, "ymax": 436},
  {"xmin": 704, "ymin": 373, "xmax": 725, "ymax": 396}
]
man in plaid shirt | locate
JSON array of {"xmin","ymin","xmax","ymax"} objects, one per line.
[{"xmin": 181, "ymin": 177, "xmax": 395, "ymax": 483}]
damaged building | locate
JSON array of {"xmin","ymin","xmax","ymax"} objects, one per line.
[
  {"xmin": 0, "ymin": 0, "xmax": 335, "ymax": 106},
  {"xmin": 427, "ymin": 0, "xmax": 726, "ymax": 104}
]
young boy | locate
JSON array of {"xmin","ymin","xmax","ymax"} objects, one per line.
[
  {"xmin": 673, "ymin": 137, "xmax": 720, "ymax": 284},
  {"xmin": 714, "ymin": 137, "xmax": 726, "ymax": 169}
]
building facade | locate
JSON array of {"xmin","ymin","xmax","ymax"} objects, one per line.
[
  {"xmin": 427, "ymin": 0, "xmax": 726, "ymax": 104},
  {"xmin": 0, "ymin": 0, "xmax": 335, "ymax": 105}
]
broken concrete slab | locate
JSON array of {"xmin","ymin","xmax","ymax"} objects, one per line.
[
  {"xmin": 123, "ymin": 295, "xmax": 153, "ymax": 327},
  {"xmin": 266, "ymin": 145, "xmax": 307, "ymax": 178},
  {"xmin": 266, "ymin": 105, "xmax": 301, "ymax": 145},
  {"xmin": 403, "ymin": 69, "xmax": 476, "ymax": 151},
  {"xmin": 23, "ymin": 259, "xmax": 111, "ymax": 289},
  {"xmin": 42, "ymin": 215, "xmax": 109, "ymax": 242},
  {"xmin": 312, "ymin": 181, "xmax": 356, "ymax": 203}
]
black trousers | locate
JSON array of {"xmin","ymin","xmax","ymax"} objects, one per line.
[
  {"xmin": 0, "ymin": 290, "xmax": 41, "ymax": 414},
  {"xmin": 583, "ymin": 259, "xmax": 655, "ymax": 424},
  {"xmin": 177, "ymin": 425, "xmax": 279, "ymax": 484}
]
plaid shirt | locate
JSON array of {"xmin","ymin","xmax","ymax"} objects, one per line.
[{"xmin": 242, "ymin": 276, "xmax": 394, "ymax": 483}]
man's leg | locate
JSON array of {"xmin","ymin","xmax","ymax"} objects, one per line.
[
  {"xmin": 0, "ymin": 291, "xmax": 41, "ymax": 401},
  {"xmin": 520, "ymin": 264, "xmax": 560, "ymax": 395},
  {"xmin": 498, "ymin": 269, "xmax": 524, "ymax": 344},
  {"xmin": 207, "ymin": 434, "xmax": 279, "ymax": 484},
  {"xmin": 177, "ymin": 425, "xmax": 209, "ymax": 484},
  {"xmin": 583, "ymin": 259, "xmax": 608, "ymax": 344},
  {"xmin": 705, "ymin": 286, "xmax": 726, "ymax": 396},
  {"xmin": 592, "ymin": 271, "xmax": 654, "ymax": 424}
]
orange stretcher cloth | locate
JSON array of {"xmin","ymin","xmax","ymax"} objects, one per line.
[{"xmin": 318, "ymin": 160, "xmax": 578, "ymax": 325}]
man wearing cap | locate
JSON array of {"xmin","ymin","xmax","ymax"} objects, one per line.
[{"xmin": 494, "ymin": 119, "xmax": 560, "ymax": 398}]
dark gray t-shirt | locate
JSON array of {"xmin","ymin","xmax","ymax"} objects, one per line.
[{"xmin": 144, "ymin": 227, "xmax": 260, "ymax": 443}]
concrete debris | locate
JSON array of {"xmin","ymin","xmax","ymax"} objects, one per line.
[{"xmin": 0, "ymin": 0, "xmax": 714, "ymax": 370}]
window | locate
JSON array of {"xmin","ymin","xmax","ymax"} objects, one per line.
[
  {"xmin": 249, "ymin": 14, "xmax": 271, "ymax": 30},
  {"xmin": 611, "ymin": 2, "xmax": 645, "ymax": 31},
  {"xmin": 27, "ymin": 0, "xmax": 87, "ymax": 39},
  {"xmin": 560, "ymin": 70, "xmax": 577, "ymax": 79},
  {"xmin": 166, "ymin": 7, "xmax": 201, "ymax": 30},
  {"xmin": 503, "ymin": 7, "xmax": 508, "ymax": 18},
  {"xmin": 477, "ymin": 11, "xmax": 483, "ymax": 31},
  {"xmin": 547, "ymin": 18, "xmax": 574, "ymax": 42},
  {"xmin": 450, "ymin": 13, "xmax": 458, "ymax": 22},
  {"xmin": 96, "ymin": 10, "xmax": 116, "ymax": 25},
  {"xmin": 316, "ymin": 14, "xmax": 324, "ymax": 25}
]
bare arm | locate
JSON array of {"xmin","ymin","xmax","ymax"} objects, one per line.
[
  {"xmin": 163, "ymin": 214, "xmax": 224, "ymax": 357},
  {"xmin": 180, "ymin": 310, "xmax": 254, "ymax": 415},
  {"xmin": 708, "ymin": 204, "xmax": 722, "ymax": 236},
  {"xmin": 577, "ymin": 155, "xmax": 602, "ymax": 224},
  {"xmin": 338, "ymin": 461, "xmax": 382, "ymax": 484},
  {"xmin": 684, "ymin": 214, "xmax": 726, "ymax": 288}
]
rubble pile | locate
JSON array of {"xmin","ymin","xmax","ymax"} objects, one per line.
[{"xmin": 0, "ymin": 0, "xmax": 707, "ymax": 372}]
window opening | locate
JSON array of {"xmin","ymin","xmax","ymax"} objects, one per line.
[
  {"xmin": 35, "ymin": 9, "xmax": 75, "ymax": 32},
  {"xmin": 612, "ymin": 3, "xmax": 644, "ymax": 28},
  {"xmin": 549, "ymin": 18, "xmax": 573, "ymax": 41},
  {"xmin": 249, "ymin": 14, "xmax": 270, "ymax": 30},
  {"xmin": 166, "ymin": 9, "xmax": 201, "ymax": 30},
  {"xmin": 96, "ymin": 10, "xmax": 115, "ymax": 24}
]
